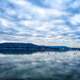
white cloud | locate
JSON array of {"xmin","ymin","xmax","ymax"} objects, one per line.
[
  {"xmin": 70, "ymin": 14, "xmax": 80, "ymax": 25},
  {"xmin": 0, "ymin": 0, "xmax": 80, "ymax": 46}
]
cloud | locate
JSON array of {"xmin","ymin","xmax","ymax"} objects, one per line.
[
  {"xmin": 0, "ymin": 0, "xmax": 80, "ymax": 46},
  {"xmin": 70, "ymin": 14, "xmax": 80, "ymax": 25}
]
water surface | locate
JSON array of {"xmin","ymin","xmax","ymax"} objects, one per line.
[{"xmin": 0, "ymin": 51, "xmax": 80, "ymax": 80}]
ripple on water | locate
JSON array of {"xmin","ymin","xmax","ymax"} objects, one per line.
[{"xmin": 0, "ymin": 51, "xmax": 80, "ymax": 80}]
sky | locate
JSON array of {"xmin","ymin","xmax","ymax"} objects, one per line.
[{"xmin": 0, "ymin": 0, "xmax": 80, "ymax": 47}]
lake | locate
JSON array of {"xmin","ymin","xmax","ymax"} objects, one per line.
[{"xmin": 0, "ymin": 51, "xmax": 80, "ymax": 80}]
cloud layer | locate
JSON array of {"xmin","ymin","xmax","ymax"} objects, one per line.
[{"xmin": 0, "ymin": 0, "xmax": 80, "ymax": 47}]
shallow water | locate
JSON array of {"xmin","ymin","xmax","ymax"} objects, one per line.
[{"xmin": 0, "ymin": 51, "xmax": 80, "ymax": 80}]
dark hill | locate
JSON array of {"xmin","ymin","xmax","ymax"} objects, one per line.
[{"xmin": 0, "ymin": 43, "xmax": 79, "ymax": 54}]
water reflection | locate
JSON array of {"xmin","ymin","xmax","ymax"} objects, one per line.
[{"xmin": 0, "ymin": 51, "xmax": 80, "ymax": 80}]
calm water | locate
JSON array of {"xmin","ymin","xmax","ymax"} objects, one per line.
[{"xmin": 0, "ymin": 51, "xmax": 80, "ymax": 80}]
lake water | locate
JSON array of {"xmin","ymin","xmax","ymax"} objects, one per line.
[{"xmin": 0, "ymin": 51, "xmax": 80, "ymax": 80}]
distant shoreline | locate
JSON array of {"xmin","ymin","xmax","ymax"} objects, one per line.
[{"xmin": 0, "ymin": 43, "xmax": 80, "ymax": 54}]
